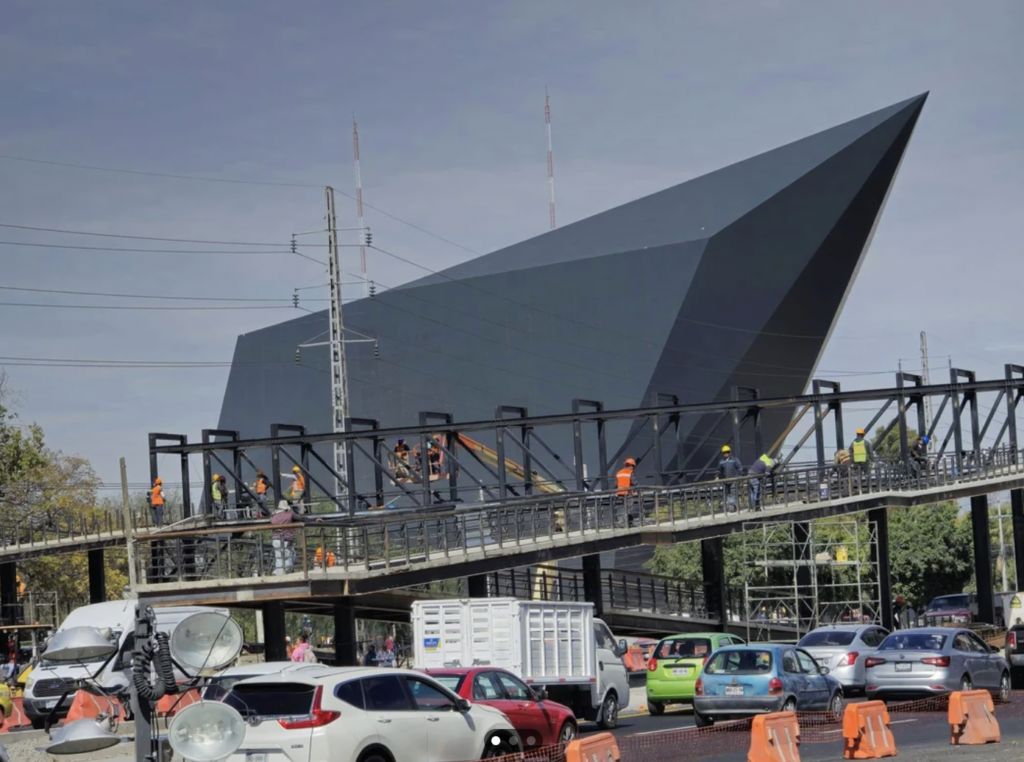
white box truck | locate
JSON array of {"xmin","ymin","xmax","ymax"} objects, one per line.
[{"xmin": 412, "ymin": 598, "xmax": 630, "ymax": 729}]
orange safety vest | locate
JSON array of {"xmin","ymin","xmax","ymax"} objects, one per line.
[
  {"xmin": 292, "ymin": 473, "xmax": 306, "ymax": 495},
  {"xmin": 616, "ymin": 467, "xmax": 635, "ymax": 496},
  {"xmin": 256, "ymin": 477, "xmax": 268, "ymax": 495},
  {"xmin": 151, "ymin": 484, "xmax": 164, "ymax": 506}
]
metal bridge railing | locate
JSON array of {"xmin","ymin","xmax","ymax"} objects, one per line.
[{"xmin": 131, "ymin": 446, "xmax": 1024, "ymax": 588}]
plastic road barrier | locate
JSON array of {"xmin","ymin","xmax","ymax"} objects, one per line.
[
  {"xmin": 842, "ymin": 701, "xmax": 896, "ymax": 759},
  {"xmin": 748, "ymin": 711, "xmax": 801, "ymax": 762},
  {"xmin": 949, "ymin": 690, "xmax": 1000, "ymax": 745}
]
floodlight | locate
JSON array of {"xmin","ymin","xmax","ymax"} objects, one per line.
[
  {"xmin": 43, "ymin": 627, "xmax": 118, "ymax": 663},
  {"xmin": 44, "ymin": 716, "xmax": 120, "ymax": 755},
  {"xmin": 167, "ymin": 701, "xmax": 245, "ymax": 761},
  {"xmin": 170, "ymin": 611, "xmax": 243, "ymax": 672}
]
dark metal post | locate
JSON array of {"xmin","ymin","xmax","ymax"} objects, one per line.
[
  {"xmin": 651, "ymin": 393, "xmax": 678, "ymax": 486},
  {"xmin": 373, "ymin": 434, "xmax": 386, "ymax": 506},
  {"xmin": 263, "ymin": 601, "xmax": 287, "ymax": 661},
  {"xmin": 270, "ymin": 424, "xmax": 284, "ymax": 506},
  {"xmin": 701, "ymin": 538, "xmax": 727, "ymax": 625},
  {"xmin": 201, "ymin": 429, "xmax": 214, "ymax": 516},
  {"xmin": 1006, "ymin": 365, "xmax": 1024, "ymax": 465},
  {"xmin": 88, "ymin": 549, "xmax": 105, "ymax": 604},
  {"xmin": 971, "ymin": 495, "xmax": 995, "ymax": 624},
  {"xmin": 0, "ymin": 564, "xmax": 16, "ymax": 626},
  {"xmin": 1012, "ymin": 490, "xmax": 1024, "ymax": 592},
  {"xmin": 896, "ymin": 373, "xmax": 911, "ymax": 464},
  {"xmin": 582, "ymin": 555, "xmax": 603, "ymax": 617},
  {"xmin": 180, "ymin": 437, "xmax": 192, "ymax": 518},
  {"xmin": 468, "ymin": 574, "xmax": 488, "ymax": 598},
  {"xmin": 333, "ymin": 599, "xmax": 358, "ymax": 666},
  {"xmin": 870, "ymin": 507, "xmax": 894, "ymax": 631},
  {"xmin": 496, "ymin": 423, "xmax": 508, "ymax": 499},
  {"xmin": 345, "ymin": 437, "xmax": 358, "ymax": 514},
  {"xmin": 572, "ymin": 399, "xmax": 606, "ymax": 491}
]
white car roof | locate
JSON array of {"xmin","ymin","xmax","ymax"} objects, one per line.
[
  {"xmin": 232, "ymin": 666, "xmax": 414, "ymax": 687},
  {"xmin": 213, "ymin": 661, "xmax": 300, "ymax": 678}
]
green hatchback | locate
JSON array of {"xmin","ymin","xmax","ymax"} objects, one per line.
[{"xmin": 645, "ymin": 632, "xmax": 744, "ymax": 715}]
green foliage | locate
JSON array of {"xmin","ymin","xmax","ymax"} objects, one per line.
[
  {"xmin": 885, "ymin": 502, "xmax": 974, "ymax": 607},
  {"xmin": 872, "ymin": 423, "xmax": 917, "ymax": 462}
]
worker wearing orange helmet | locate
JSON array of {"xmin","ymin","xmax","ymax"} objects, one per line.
[
  {"xmin": 149, "ymin": 477, "xmax": 165, "ymax": 526},
  {"xmin": 616, "ymin": 457, "xmax": 639, "ymax": 527},
  {"xmin": 282, "ymin": 465, "xmax": 306, "ymax": 512}
]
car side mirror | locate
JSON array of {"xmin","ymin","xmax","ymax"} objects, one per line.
[
  {"xmin": 618, "ymin": 639, "xmax": 628, "ymax": 655},
  {"xmin": 819, "ymin": 666, "xmax": 830, "ymax": 675},
  {"xmin": 457, "ymin": 698, "xmax": 471, "ymax": 713},
  {"xmin": 534, "ymin": 688, "xmax": 548, "ymax": 702}
]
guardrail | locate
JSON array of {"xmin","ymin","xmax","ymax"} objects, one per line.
[{"xmin": 132, "ymin": 447, "xmax": 1024, "ymax": 590}]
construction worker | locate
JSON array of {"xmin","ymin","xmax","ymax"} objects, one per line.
[
  {"xmin": 909, "ymin": 435, "xmax": 929, "ymax": 480},
  {"xmin": 747, "ymin": 453, "xmax": 777, "ymax": 510},
  {"xmin": 211, "ymin": 474, "xmax": 229, "ymax": 518},
  {"xmin": 717, "ymin": 445, "xmax": 743, "ymax": 512},
  {"xmin": 427, "ymin": 442, "xmax": 441, "ymax": 477},
  {"xmin": 254, "ymin": 470, "xmax": 270, "ymax": 516},
  {"xmin": 617, "ymin": 457, "xmax": 639, "ymax": 526},
  {"xmin": 850, "ymin": 428, "xmax": 874, "ymax": 488},
  {"xmin": 393, "ymin": 438, "xmax": 411, "ymax": 479},
  {"xmin": 283, "ymin": 466, "xmax": 306, "ymax": 512},
  {"xmin": 149, "ymin": 477, "xmax": 165, "ymax": 526}
]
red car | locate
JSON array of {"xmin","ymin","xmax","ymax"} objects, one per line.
[{"xmin": 424, "ymin": 667, "xmax": 578, "ymax": 748}]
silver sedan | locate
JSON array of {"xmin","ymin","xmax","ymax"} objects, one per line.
[
  {"xmin": 798, "ymin": 624, "xmax": 888, "ymax": 695},
  {"xmin": 865, "ymin": 628, "xmax": 1011, "ymax": 702}
]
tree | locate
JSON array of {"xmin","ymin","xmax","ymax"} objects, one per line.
[
  {"xmin": 888, "ymin": 501, "xmax": 974, "ymax": 607},
  {"xmin": 872, "ymin": 422, "xmax": 917, "ymax": 462},
  {"xmin": 0, "ymin": 371, "xmax": 47, "ymax": 501}
]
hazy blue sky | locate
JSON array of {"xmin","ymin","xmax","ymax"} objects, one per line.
[{"xmin": 1, "ymin": 1, "xmax": 1022, "ymax": 490}]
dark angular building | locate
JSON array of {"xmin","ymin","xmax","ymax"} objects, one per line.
[{"xmin": 219, "ymin": 94, "xmax": 927, "ymax": 567}]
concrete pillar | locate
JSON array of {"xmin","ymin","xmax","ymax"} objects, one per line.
[
  {"xmin": 582, "ymin": 555, "xmax": 603, "ymax": 617},
  {"xmin": 263, "ymin": 601, "xmax": 287, "ymax": 661},
  {"xmin": 793, "ymin": 523, "xmax": 815, "ymax": 628},
  {"xmin": 869, "ymin": 508, "xmax": 894, "ymax": 631},
  {"xmin": 701, "ymin": 538, "xmax": 727, "ymax": 624},
  {"xmin": 88, "ymin": 548, "xmax": 106, "ymax": 604},
  {"xmin": 971, "ymin": 495, "xmax": 995, "ymax": 624},
  {"xmin": 467, "ymin": 575, "xmax": 488, "ymax": 598},
  {"xmin": 333, "ymin": 599, "xmax": 358, "ymax": 666},
  {"xmin": 1012, "ymin": 489, "xmax": 1024, "ymax": 592},
  {"xmin": 0, "ymin": 563, "xmax": 15, "ymax": 628}
]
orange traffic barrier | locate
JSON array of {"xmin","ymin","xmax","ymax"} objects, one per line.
[
  {"xmin": 949, "ymin": 690, "xmax": 1000, "ymax": 745},
  {"xmin": 623, "ymin": 646, "xmax": 646, "ymax": 672},
  {"xmin": 0, "ymin": 697, "xmax": 33, "ymax": 733},
  {"xmin": 66, "ymin": 690, "xmax": 123, "ymax": 723},
  {"xmin": 565, "ymin": 732, "xmax": 620, "ymax": 762},
  {"xmin": 748, "ymin": 711, "xmax": 801, "ymax": 762},
  {"xmin": 156, "ymin": 688, "xmax": 202, "ymax": 716},
  {"xmin": 842, "ymin": 701, "xmax": 896, "ymax": 759}
]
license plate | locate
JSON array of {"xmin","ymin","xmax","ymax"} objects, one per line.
[
  {"xmin": 726, "ymin": 685, "xmax": 744, "ymax": 696},
  {"xmin": 672, "ymin": 667, "xmax": 691, "ymax": 677},
  {"xmin": 43, "ymin": 700, "xmax": 58, "ymax": 709},
  {"xmin": 246, "ymin": 754, "xmax": 267, "ymax": 762},
  {"xmin": 895, "ymin": 662, "xmax": 911, "ymax": 672}
]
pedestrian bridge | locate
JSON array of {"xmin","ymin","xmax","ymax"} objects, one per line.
[{"xmin": 132, "ymin": 447, "xmax": 1024, "ymax": 605}]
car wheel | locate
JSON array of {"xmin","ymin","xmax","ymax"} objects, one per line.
[
  {"xmin": 999, "ymin": 672, "xmax": 1011, "ymax": 702},
  {"xmin": 828, "ymin": 691, "xmax": 844, "ymax": 720},
  {"xmin": 648, "ymin": 701, "xmax": 665, "ymax": 716},
  {"xmin": 960, "ymin": 675, "xmax": 972, "ymax": 692},
  {"xmin": 782, "ymin": 698, "xmax": 797, "ymax": 713},
  {"xmin": 599, "ymin": 692, "xmax": 619, "ymax": 729},
  {"xmin": 361, "ymin": 755, "xmax": 388, "ymax": 762},
  {"xmin": 30, "ymin": 717, "xmax": 46, "ymax": 730},
  {"xmin": 694, "ymin": 710, "xmax": 714, "ymax": 728},
  {"xmin": 483, "ymin": 737, "xmax": 514, "ymax": 759},
  {"xmin": 558, "ymin": 721, "xmax": 578, "ymax": 744}
]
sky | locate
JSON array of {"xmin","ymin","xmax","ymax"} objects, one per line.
[{"xmin": 1, "ymin": 1, "xmax": 1022, "ymax": 492}]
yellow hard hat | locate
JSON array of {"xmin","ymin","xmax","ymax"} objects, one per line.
[
  {"xmin": 212, "ymin": 473, "xmax": 220, "ymax": 481},
  {"xmin": 721, "ymin": 445, "xmax": 731, "ymax": 453},
  {"xmin": 856, "ymin": 428, "xmax": 866, "ymax": 436},
  {"xmin": 292, "ymin": 466, "xmax": 301, "ymax": 473}
]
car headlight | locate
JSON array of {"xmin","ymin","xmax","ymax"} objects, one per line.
[{"xmin": 23, "ymin": 676, "xmax": 34, "ymax": 692}]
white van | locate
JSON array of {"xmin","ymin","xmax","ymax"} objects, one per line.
[{"xmin": 22, "ymin": 599, "xmax": 228, "ymax": 728}]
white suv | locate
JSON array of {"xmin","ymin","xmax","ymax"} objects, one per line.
[{"xmin": 222, "ymin": 667, "xmax": 519, "ymax": 762}]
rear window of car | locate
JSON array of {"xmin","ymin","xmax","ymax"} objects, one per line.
[
  {"xmin": 203, "ymin": 675, "xmax": 256, "ymax": 701},
  {"xmin": 799, "ymin": 630, "xmax": 856, "ymax": 647},
  {"xmin": 655, "ymin": 638, "xmax": 712, "ymax": 659},
  {"xmin": 428, "ymin": 674, "xmax": 466, "ymax": 693},
  {"xmin": 879, "ymin": 633, "xmax": 947, "ymax": 651},
  {"xmin": 927, "ymin": 595, "xmax": 969, "ymax": 611},
  {"xmin": 704, "ymin": 649, "xmax": 773, "ymax": 675},
  {"xmin": 224, "ymin": 682, "xmax": 316, "ymax": 717}
]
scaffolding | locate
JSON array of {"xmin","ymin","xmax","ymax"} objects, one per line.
[{"xmin": 743, "ymin": 519, "xmax": 881, "ymax": 643}]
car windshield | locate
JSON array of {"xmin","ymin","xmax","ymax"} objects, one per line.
[
  {"xmin": 705, "ymin": 650, "xmax": 772, "ymax": 675},
  {"xmin": 799, "ymin": 630, "xmax": 856, "ymax": 647},
  {"xmin": 655, "ymin": 638, "xmax": 712, "ymax": 659},
  {"xmin": 429, "ymin": 674, "xmax": 465, "ymax": 692},
  {"xmin": 927, "ymin": 595, "xmax": 969, "ymax": 611},
  {"xmin": 879, "ymin": 633, "xmax": 947, "ymax": 651},
  {"xmin": 224, "ymin": 682, "xmax": 317, "ymax": 718}
]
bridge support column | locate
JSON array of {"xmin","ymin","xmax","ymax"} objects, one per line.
[
  {"xmin": 870, "ymin": 508, "xmax": 893, "ymax": 631},
  {"xmin": 971, "ymin": 495, "xmax": 995, "ymax": 624},
  {"xmin": 1012, "ymin": 490, "xmax": 1024, "ymax": 592},
  {"xmin": 701, "ymin": 538, "xmax": 726, "ymax": 625},
  {"xmin": 582, "ymin": 555, "xmax": 603, "ymax": 618},
  {"xmin": 793, "ymin": 523, "xmax": 814, "ymax": 629},
  {"xmin": 333, "ymin": 599, "xmax": 357, "ymax": 666},
  {"xmin": 88, "ymin": 548, "xmax": 106, "ymax": 604},
  {"xmin": 467, "ymin": 575, "xmax": 488, "ymax": 598},
  {"xmin": 263, "ymin": 601, "xmax": 287, "ymax": 661},
  {"xmin": 0, "ymin": 563, "xmax": 15, "ymax": 627}
]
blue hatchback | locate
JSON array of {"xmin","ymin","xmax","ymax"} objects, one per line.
[{"xmin": 693, "ymin": 644, "xmax": 844, "ymax": 727}]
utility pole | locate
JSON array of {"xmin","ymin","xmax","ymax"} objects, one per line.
[
  {"xmin": 996, "ymin": 501, "xmax": 1009, "ymax": 592},
  {"xmin": 326, "ymin": 186, "xmax": 351, "ymax": 506},
  {"xmin": 120, "ymin": 458, "xmax": 137, "ymax": 595},
  {"xmin": 920, "ymin": 331, "xmax": 933, "ymax": 441}
]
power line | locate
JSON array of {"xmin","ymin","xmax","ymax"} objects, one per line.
[
  {"xmin": 0, "ymin": 301, "xmax": 297, "ymax": 312},
  {"xmin": 0, "ymin": 240, "xmax": 292, "ymax": 255},
  {"xmin": 0, "ymin": 285, "xmax": 326, "ymax": 303}
]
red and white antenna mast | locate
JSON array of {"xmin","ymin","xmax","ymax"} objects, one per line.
[
  {"xmin": 352, "ymin": 117, "xmax": 369, "ymax": 297},
  {"xmin": 545, "ymin": 88, "xmax": 556, "ymax": 230}
]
